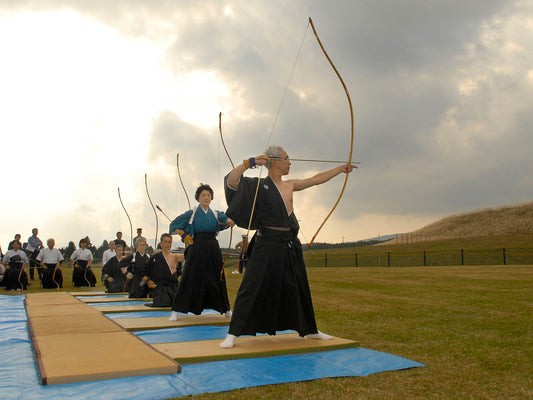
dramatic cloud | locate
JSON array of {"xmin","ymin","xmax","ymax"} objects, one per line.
[{"xmin": 1, "ymin": 0, "xmax": 531, "ymax": 248}]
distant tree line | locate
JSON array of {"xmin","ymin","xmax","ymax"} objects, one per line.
[
  {"xmin": 305, "ymin": 239, "xmax": 388, "ymax": 251},
  {"xmin": 58, "ymin": 237, "xmax": 154, "ymax": 263}
]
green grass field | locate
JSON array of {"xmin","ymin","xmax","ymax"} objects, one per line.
[
  {"xmin": 194, "ymin": 265, "xmax": 531, "ymax": 400},
  {"xmin": 5, "ymin": 242, "xmax": 532, "ymax": 399}
]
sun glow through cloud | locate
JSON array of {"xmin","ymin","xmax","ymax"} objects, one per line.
[{"xmin": 0, "ymin": 9, "xmax": 242, "ymax": 246}]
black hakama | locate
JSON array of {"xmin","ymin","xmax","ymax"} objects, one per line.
[
  {"xmin": 120, "ymin": 252, "xmax": 150, "ymax": 298},
  {"xmin": 102, "ymin": 257, "xmax": 130, "ymax": 293},
  {"xmin": 42, "ymin": 264, "xmax": 63, "ymax": 289},
  {"xmin": 172, "ymin": 233, "xmax": 230, "ymax": 315},
  {"xmin": 3, "ymin": 266, "xmax": 28, "ymax": 290},
  {"xmin": 144, "ymin": 252, "xmax": 181, "ymax": 307},
  {"xmin": 224, "ymin": 174, "xmax": 319, "ymax": 337},
  {"xmin": 72, "ymin": 260, "xmax": 96, "ymax": 287}
]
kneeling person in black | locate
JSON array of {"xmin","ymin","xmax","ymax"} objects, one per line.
[
  {"xmin": 102, "ymin": 245, "xmax": 129, "ymax": 293},
  {"xmin": 143, "ymin": 233, "xmax": 184, "ymax": 307},
  {"xmin": 120, "ymin": 238, "xmax": 150, "ymax": 298},
  {"xmin": 2, "ymin": 241, "xmax": 29, "ymax": 290}
]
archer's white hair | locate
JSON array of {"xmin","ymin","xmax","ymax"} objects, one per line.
[
  {"xmin": 264, "ymin": 145, "xmax": 283, "ymax": 169},
  {"xmin": 135, "ymin": 238, "xmax": 147, "ymax": 247}
]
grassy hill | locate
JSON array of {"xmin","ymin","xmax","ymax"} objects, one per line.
[
  {"xmin": 393, "ymin": 201, "xmax": 533, "ymax": 243},
  {"xmin": 300, "ymin": 201, "xmax": 533, "ymax": 267}
]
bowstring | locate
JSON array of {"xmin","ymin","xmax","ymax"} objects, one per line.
[
  {"xmin": 246, "ymin": 21, "xmax": 310, "ymax": 240},
  {"xmin": 264, "ymin": 20, "xmax": 310, "ymax": 147}
]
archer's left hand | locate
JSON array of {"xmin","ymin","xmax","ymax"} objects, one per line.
[{"xmin": 341, "ymin": 163, "xmax": 358, "ymax": 173}]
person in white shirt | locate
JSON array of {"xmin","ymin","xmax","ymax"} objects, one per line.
[
  {"xmin": 70, "ymin": 238, "xmax": 96, "ymax": 287},
  {"xmin": 2, "ymin": 241, "xmax": 29, "ymax": 290},
  {"xmin": 37, "ymin": 238, "xmax": 64, "ymax": 289},
  {"xmin": 102, "ymin": 240, "xmax": 116, "ymax": 267}
]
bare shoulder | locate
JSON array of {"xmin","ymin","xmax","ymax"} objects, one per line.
[
  {"xmin": 287, "ymin": 177, "xmax": 313, "ymax": 192},
  {"xmin": 278, "ymin": 179, "xmax": 297, "ymax": 192}
]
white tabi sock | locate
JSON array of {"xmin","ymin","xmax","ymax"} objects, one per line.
[
  {"xmin": 219, "ymin": 334, "xmax": 236, "ymax": 348},
  {"xmin": 169, "ymin": 311, "xmax": 179, "ymax": 321},
  {"xmin": 305, "ymin": 330, "xmax": 333, "ymax": 340}
]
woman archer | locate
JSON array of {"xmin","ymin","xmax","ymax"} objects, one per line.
[
  {"xmin": 70, "ymin": 238, "xmax": 97, "ymax": 287},
  {"xmin": 169, "ymin": 183, "xmax": 234, "ymax": 320}
]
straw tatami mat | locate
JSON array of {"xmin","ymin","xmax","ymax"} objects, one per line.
[
  {"xmin": 114, "ymin": 314, "xmax": 230, "ymax": 331},
  {"xmin": 153, "ymin": 333, "xmax": 359, "ymax": 364},
  {"xmin": 25, "ymin": 293, "xmax": 180, "ymax": 385}
]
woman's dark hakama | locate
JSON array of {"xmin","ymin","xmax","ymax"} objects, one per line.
[
  {"xmin": 172, "ymin": 232, "xmax": 230, "ymax": 314},
  {"xmin": 72, "ymin": 260, "xmax": 96, "ymax": 287},
  {"xmin": 4, "ymin": 265, "xmax": 28, "ymax": 290}
]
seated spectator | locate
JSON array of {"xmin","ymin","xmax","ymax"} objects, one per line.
[
  {"xmin": 101, "ymin": 245, "xmax": 129, "ymax": 293},
  {"xmin": 120, "ymin": 238, "xmax": 150, "ymax": 298},
  {"xmin": 37, "ymin": 238, "xmax": 64, "ymax": 289},
  {"xmin": 70, "ymin": 238, "xmax": 96, "ymax": 287},
  {"xmin": 2, "ymin": 241, "xmax": 29, "ymax": 290},
  {"xmin": 143, "ymin": 234, "xmax": 184, "ymax": 307},
  {"xmin": 8, "ymin": 234, "xmax": 22, "ymax": 250}
]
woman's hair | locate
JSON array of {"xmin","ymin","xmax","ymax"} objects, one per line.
[
  {"xmin": 195, "ymin": 183, "xmax": 214, "ymax": 201},
  {"xmin": 264, "ymin": 146, "xmax": 283, "ymax": 169},
  {"xmin": 79, "ymin": 238, "xmax": 88, "ymax": 246}
]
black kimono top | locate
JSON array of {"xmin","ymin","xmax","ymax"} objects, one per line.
[
  {"xmin": 224, "ymin": 174, "xmax": 300, "ymax": 235},
  {"xmin": 120, "ymin": 251, "xmax": 149, "ymax": 276},
  {"xmin": 144, "ymin": 252, "xmax": 181, "ymax": 286}
]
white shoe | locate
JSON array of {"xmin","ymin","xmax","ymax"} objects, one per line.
[
  {"xmin": 231, "ymin": 270, "xmax": 239, "ymax": 274},
  {"xmin": 169, "ymin": 311, "xmax": 179, "ymax": 321},
  {"xmin": 224, "ymin": 310, "xmax": 232, "ymax": 318},
  {"xmin": 305, "ymin": 331, "xmax": 333, "ymax": 340},
  {"xmin": 219, "ymin": 334, "xmax": 236, "ymax": 348}
]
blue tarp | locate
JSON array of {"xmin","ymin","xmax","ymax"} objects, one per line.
[
  {"xmin": 136, "ymin": 326, "xmax": 295, "ymax": 344},
  {"xmin": 75, "ymin": 295, "xmax": 129, "ymax": 300},
  {"xmin": 0, "ymin": 295, "xmax": 424, "ymax": 400},
  {"xmin": 88, "ymin": 301, "xmax": 154, "ymax": 307},
  {"xmin": 107, "ymin": 309, "xmax": 220, "ymax": 319},
  {"xmin": 107, "ymin": 311, "xmax": 172, "ymax": 319}
]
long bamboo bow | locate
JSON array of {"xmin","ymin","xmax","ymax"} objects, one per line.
[
  {"xmin": 219, "ymin": 112, "xmax": 235, "ymax": 169},
  {"xmin": 219, "ymin": 112, "xmax": 234, "ymax": 279},
  {"xmin": 117, "ymin": 187, "xmax": 134, "ymax": 251},
  {"xmin": 17, "ymin": 262, "xmax": 24, "ymax": 291},
  {"xmin": 176, "ymin": 153, "xmax": 191, "ymax": 210},
  {"xmin": 306, "ymin": 17, "xmax": 355, "ymax": 249},
  {"xmin": 145, "ymin": 173, "xmax": 159, "ymax": 250},
  {"xmin": 52, "ymin": 264, "xmax": 60, "ymax": 291}
]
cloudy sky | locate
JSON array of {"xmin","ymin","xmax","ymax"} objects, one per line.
[{"xmin": 1, "ymin": 0, "xmax": 532, "ymax": 250}]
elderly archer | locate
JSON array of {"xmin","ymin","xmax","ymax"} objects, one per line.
[
  {"xmin": 37, "ymin": 238, "xmax": 64, "ymax": 289},
  {"xmin": 220, "ymin": 145, "xmax": 356, "ymax": 348}
]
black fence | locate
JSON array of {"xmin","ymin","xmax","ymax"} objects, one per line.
[{"xmin": 303, "ymin": 247, "xmax": 533, "ymax": 267}]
